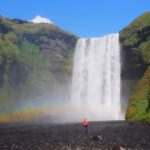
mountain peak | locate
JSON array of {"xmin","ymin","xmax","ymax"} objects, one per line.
[{"xmin": 31, "ymin": 16, "xmax": 53, "ymax": 24}]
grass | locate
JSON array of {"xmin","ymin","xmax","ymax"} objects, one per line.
[
  {"xmin": 0, "ymin": 15, "xmax": 77, "ymax": 109},
  {"xmin": 126, "ymin": 66, "xmax": 150, "ymax": 122}
]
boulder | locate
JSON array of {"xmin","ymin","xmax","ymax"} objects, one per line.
[
  {"xmin": 92, "ymin": 135, "xmax": 103, "ymax": 141},
  {"xmin": 112, "ymin": 145, "xmax": 126, "ymax": 150}
]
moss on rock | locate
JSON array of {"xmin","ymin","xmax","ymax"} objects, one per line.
[
  {"xmin": 120, "ymin": 12, "xmax": 150, "ymax": 122},
  {"xmin": 126, "ymin": 67, "xmax": 150, "ymax": 122},
  {"xmin": 0, "ymin": 16, "xmax": 78, "ymax": 107}
]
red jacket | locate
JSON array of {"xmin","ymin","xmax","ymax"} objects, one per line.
[{"xmin": 82, "ymin": 118, "xmax": 88, "ymax": 126}]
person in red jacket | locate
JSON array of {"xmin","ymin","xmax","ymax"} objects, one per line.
[{"xmin": 82, "ymin": 117, "xmax": 88, "ymax": 132}]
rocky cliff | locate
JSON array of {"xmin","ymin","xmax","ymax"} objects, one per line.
[
  {"xmin": 0, "ymin": 16, "xmax": 78, "ymax": 111},
  {"xmin": 120, "ymin": 12, "xmax": 150, "ymax": 122},
  {"xmin": 1, "ymin": 13, "xmax": 150, "ymax": 123}
]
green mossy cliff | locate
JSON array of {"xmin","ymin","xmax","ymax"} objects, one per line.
[
  {"xmin": 120, "ymin": 12, "xmax": 150, "ymax": 122},
  {"xmin": 1, "ymin": 13, "xmax": 150, "ymax": 122},
  {"xmin": 0, "ymin": 16, "xmax": 78, "ymax": 110}
]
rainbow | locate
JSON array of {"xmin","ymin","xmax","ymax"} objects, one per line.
[{"xmin": 0, "ymin": 101, "xmax": 72, "ymax": 123}]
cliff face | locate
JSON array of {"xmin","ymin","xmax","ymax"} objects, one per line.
[
  {"xmin": 120, "ymin": 12, "xmax": 150, "ymax": 122},
  {"xmin": 0, "ymin": 16, "xmax": 78, "ymax": 110},
  {"xmin": 1, "ymin": 13, "xmax": 150, "ymax": 122}
]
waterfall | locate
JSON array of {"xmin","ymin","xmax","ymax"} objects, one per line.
[{"xmin": 71, "ymin": 33, "xmax": 123, "ymax": 121}]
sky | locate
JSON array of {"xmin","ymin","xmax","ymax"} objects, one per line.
[{"xmin": 0, "ymin": 0, "xmax": 150, "ymax": 37}]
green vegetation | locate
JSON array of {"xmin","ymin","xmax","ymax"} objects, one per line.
[
  {"xmin": 120, "ymin": 12, "xmax": 150, "ymax": 65},
  {"xmin": 120, "ymin": 12, "xmax": 150, "ymax": 122},
  {"xmin": 0, "ymin": 16, "xmax": 78, "ymax": 106},
  {"xmin": 139, "ymin": 39, "xmax": 150, "ymax": 64},
  {"xmin": 126, "ymin": 67, "xmax": 150, "ymax": 122}
]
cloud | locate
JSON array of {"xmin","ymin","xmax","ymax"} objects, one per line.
[{"xmin": 31, "ymin": 16, "xmax": 53, "ymax": 24}]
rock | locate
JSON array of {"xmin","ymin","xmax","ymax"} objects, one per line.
[
  {"xmin": 92, "ymin": 135, "xmax": 103, "ymax": 141},
  {"xmin": 112, "ymin": 145, "xmax": 126, "ymax": 150},
  {"xmin": 66, "ymin": 146, "xmax": 72, "ymax": 150},
  {"xmin": 120, "ymin": 147, "xmax": 126, "ymax": 150},
  {"xmin": 76, "ymin": 148, "xmax": 82, "ymax": 150}
]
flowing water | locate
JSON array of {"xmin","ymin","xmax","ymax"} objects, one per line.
[{"xmin": 71, "ymin": 33, "xmax": 124, "ymax": 121}]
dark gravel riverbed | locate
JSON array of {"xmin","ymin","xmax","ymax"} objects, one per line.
[{"xmin": 0, "ymin": 121, "xmax": 150, "ymax": 150}]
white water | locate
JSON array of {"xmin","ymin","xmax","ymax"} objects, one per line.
[{"xmin": 71, "ymin": 33, "xmax": 123, "ymax": 121}]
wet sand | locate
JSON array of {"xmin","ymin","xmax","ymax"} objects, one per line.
[{"xmin": 0, "ymin": 121, "xmax": 150, "ymax": 150}]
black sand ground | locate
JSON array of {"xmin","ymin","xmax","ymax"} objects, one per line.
[{"xmin": 0, "ymin": 121, "xmax": 150, "ymax": 150}]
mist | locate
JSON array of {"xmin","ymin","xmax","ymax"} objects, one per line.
[{"xmin": 0, "ymin": 34, "xmax": 130, "ymax": 124}]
